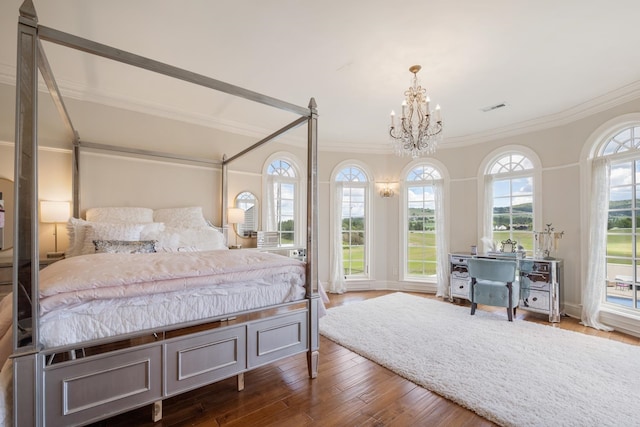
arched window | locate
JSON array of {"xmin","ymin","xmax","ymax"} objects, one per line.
[
  {"xmin": 328, "ymin": 162, "xmax": 372, "ymax": 294},
  {"xmin": 335, "ymin": 165, "xmax": 369, "ymax": 279},
  {"xmin": 595, "ymin": 125, "xmax": 640, "ymax": 312},
  {"xmin": 404, "ymin": 164, "xmax": 442, "ymax": 280},
  {"xmin": 485, "ymin": 153, "xmax": 535, "ymax": 254},
  {"xmin": 264, "ymin": 155, "xmax": 301, "ymax": 247}
]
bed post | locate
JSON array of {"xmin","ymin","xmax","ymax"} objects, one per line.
[
  {"xmin": 221, "ymin": 154, "xmax": 228, "ymax": 230},
  {"xmin": 306, "ymin": 98, "xmax": 319, "ymax": 379},
  {"xmin": 13, "ymin": 1, "xmax": 43, "ymax": 425}
]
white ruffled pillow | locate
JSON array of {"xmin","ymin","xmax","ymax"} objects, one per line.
[
  {"xmin": 65, "ymin": 217, "xmax": 89, "ymax": 258},
  {"xmin": 149, "ymin": 226, "xmax": 227, "ymax": 252},
  {"xmin": 80, "ymin": 223, "xmax": 146, "ymax": 255},
  {"xmin": 86, "ymin": 207, "xmax": 154, "ymax": 223},
  {"xmin": 153, "ymin": 207, "xmax": 209, "ymax": 229}
]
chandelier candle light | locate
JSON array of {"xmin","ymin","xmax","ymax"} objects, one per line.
[{"xmin": 389, "ymin": 65, "xmax": 443, "ymax": 158}]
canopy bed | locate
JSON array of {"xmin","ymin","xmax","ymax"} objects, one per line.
[{"xmin": 8, "ymin": 1, "xmax": 320, "ymax": 425}]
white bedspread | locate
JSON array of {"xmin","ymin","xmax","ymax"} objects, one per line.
[
  {"xmin": 33, "ymin": 250, "xmax": 307, "ymax": 347},
  {"xmin": 39, "ymin": 250, "xmax": 305, "ymax": 314}
]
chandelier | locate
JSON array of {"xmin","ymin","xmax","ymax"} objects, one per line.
[{"xmin": 389, "ymin": 65, "xmax": 443, "ymax": 158}]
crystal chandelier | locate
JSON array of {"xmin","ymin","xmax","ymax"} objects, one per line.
[{"xmin": 389, "ymin": 65, "xmax": 443, "ymax": 158}]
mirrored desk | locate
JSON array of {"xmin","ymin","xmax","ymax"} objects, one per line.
[{"xmin": 449, "ymin": 252, "xmax": 563, "ymax": 322}]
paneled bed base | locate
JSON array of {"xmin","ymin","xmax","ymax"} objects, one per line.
[{"xmin": 17, "ymin": 299, "xmax": 318, "ymax": 426}]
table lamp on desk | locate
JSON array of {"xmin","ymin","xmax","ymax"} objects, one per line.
[{"xmin": 40, "ymin": 200, "xmax": 70, "ymax": 258}]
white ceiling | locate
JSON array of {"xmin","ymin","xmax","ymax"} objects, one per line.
[{"xmin": 2, "ymin": 0, "xmax": 640, "ymax": 153}]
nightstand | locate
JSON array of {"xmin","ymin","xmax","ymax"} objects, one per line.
[{"xmin": 0, "ymin": 256, "xmax": 63, "ymax": 299}]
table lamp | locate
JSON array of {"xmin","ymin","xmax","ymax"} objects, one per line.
[
  {"xmin": 40, "ymin": 200, "xmax": 70, "ymax": 258},
  {"xmin": 227, "ymin": 207, "xmax": 245, "ymax": 249}
]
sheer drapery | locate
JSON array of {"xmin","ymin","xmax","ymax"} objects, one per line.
[
  {"xmin": 329, "ymin": 182, "xmax": 347, "ymax": 294},
  {"xmin": 434, "ymin": 180, "xmax": 450, "ymax": 298},
  {"xmin": 581, "ymin": 157, "xmax": 613, "ymax": 330},
  {"xmin": 265, "ymin": 175, "xmax": 277, "ymax": 231},
  {"xmin": 482, "ymin": 175, "xmax": 495, "ymax": 252}
]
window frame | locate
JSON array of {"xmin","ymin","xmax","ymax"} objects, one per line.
[
  {"xmin": 399, "ymin": 159, "xmax": 449, "ymax": 284},
  {"xmin": 478, "ymin": 146, "xmax": 542, "ymax": 255},
  {"xmin": 262, "ymin": 152, "xmax": 305, "ymax": 248},
  {"xmin": 330, "ymin": 161, "xmax": 373, "ymax": 281},
  {"xmin": 595, "ymin": 125, "xmax": 640, "ymax": 313}
]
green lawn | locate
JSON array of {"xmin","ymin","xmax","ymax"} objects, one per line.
[{"xmin": 342, "ymin": 230, "xmax": 637, "ymax": 275}]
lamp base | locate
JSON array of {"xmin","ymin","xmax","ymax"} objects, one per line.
[{"xmin": 46, "ymin": 251, "xmax": 65, "ymax": 259}]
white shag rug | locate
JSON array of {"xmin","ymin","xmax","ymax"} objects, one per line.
[{"xmin": 319, "ymin": 292, "xmax": 640, "ymax": 427}]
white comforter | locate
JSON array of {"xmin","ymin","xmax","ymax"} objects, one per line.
[
  {"xmin": 39, "ymin": 249, "xmax": 305, "ymax": 314},
  {"xmin": 0, "ymin": 250, "xmax": 307, "ymax": 349}
]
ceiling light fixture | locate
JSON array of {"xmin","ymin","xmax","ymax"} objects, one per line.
[{"xmin": 389, "ymin": 65, "xmax": 443, "ymax": 158}]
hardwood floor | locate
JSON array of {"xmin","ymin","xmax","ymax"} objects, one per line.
[{"xmin": 92, "ymin": 291, "xmax": 640, "ymax": 427}]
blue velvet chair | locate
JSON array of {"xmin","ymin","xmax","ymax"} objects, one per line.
[{"xmin": 468, "ymin": 258, "xmax": 519, "ymax": 321}]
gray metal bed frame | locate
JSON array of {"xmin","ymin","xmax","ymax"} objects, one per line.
[{"xmin": 12, "ymin": 1, "xmax": 320, "ymax": 425}]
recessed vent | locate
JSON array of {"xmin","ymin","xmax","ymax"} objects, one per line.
[{"xmin": 481, "ymin": 103, "xmax": 507, "ymax": 112}]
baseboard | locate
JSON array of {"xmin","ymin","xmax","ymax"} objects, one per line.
[{"xmin": 342, "ymin": 280, "xmax": 437, "ymax": 294}]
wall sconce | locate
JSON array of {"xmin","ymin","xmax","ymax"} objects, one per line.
[
  {"xmin": 380, "ymin": 184, "xmax": 395, "ymax": 198},
  {"xmin": 40, "ymin": 200, "xmax": 70, "ymax": 258},
  {"xmin": 227, "ymin": 207, "xmax": 245, "ymax": 249}
]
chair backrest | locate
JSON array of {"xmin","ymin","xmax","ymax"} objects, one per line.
[{"xmin": 468, "ymin": 258, "xmax": 517, "ymax": 283}]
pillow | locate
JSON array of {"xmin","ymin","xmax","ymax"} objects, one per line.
[
  {"xmin": 151, "ymin": 226, "xmax": 227, "ymax": 252},
  {"xmin": 80, "ymin": 223, "xmax": 146, "ymax": 255},
  {"xmin": 93, "ymin": 240, "xmax": 157, "ymax": 254},
  {"xmin": 140, "ymin": 222, "xmax": 165, "ymax": 239},
  {"xmin": 65, "ymin": 217, "xmax": 90, "ymax": 258},
  {"xmin": 86, "ymin": 207, "xmax": 154, "ymax": 223},
  {"xmin": 153, "ymin": 207, "xmax": 209, "ymax": 229},
  {"xmin": 66, "ymin": 218, "xmax": 164, "ymax": 257}
]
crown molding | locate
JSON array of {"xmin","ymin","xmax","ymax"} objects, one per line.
[
  {"xmin": 2, "ymin": 61, "xmax": 640, "ymax": 154},
  {"xmin": 440, "ymin": 80, "xmax": 640, "ymax": 148}
]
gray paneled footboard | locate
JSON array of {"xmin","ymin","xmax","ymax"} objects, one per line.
[{"xmin": 38, "ymin": 301, "xmax": 311, "ymax": 426}]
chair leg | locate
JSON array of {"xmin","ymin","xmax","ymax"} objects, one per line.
[
  {"xmin": 507, "ymin": 283, "xmax": 514, "ymax": 321},
  {"xmin": 470, "ymin": 280, "xmax": 476, "ymax": 316}
]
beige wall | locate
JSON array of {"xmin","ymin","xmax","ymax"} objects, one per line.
[{"xmin": 3, "ymin": 94, "xmax": 640, "ymax": 334}]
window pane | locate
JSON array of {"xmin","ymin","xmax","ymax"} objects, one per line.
[
  {"xmin": 610, "ymin": 187, "xmax": 632, "ymax": 210},
  {"xmin": 608, "ymin": 210, "xmax": 633, "ymax": 231},
  {"xmin": 280, "ymin": 232, "xmax": 294, "ymax": 245},
  {"xmin": 493, "ymin": 180, "xmax": 510, "ymax": 198},
  {"xmin": 607, "ymin": 233, "xmax": 632, "ymax": 257}
]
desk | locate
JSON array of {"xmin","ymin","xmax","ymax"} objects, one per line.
[{"xmin": 449, "ymin": 253, "xmax": 563, "ymax": 322}]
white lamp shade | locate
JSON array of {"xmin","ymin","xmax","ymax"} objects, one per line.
[
  {"xmin": 227, "ymin": 207, "xmax": 245, "ymax": 225},
  {"xmin": 40, "ymin": 201, "xmax": 71, "ymax": 223}
]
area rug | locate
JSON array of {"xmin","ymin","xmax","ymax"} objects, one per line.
[{"xmin": 319, "ymin": 292, "xmax": 640, "ymax": 427}]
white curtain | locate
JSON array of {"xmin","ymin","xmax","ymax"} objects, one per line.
[
  {"xmin": 482, "ymin": 175, "xmax": 495, "ymax": 252},
  {"xmin": 581, "ymin": 157, "xmax": 613, "ymax": 330},
  {"xmin": 434, "ymin": 180, "xmax": 450, "ymax": 298},
  {"xmin": 329, "ymin": 183, "xmax": 347, "ymax": 294},
  {"xmin": 265, "ymin": 175, "xmax": 277, "ymax": 231}
]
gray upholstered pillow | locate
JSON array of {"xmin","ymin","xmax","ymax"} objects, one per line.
[{"xmin": 93, "ymin": 240, "xmax": 157, "ymax": 254}]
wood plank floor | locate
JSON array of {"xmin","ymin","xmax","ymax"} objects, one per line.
[{"xmin": 91, "ymin": 291, "xmax": 640, "ymax": 427}]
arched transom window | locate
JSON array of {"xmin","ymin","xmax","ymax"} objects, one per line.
[
  {"xmin": 487, "ymin": 153, "xmax": 534, "ymax": 253},
  {"xmin": 266, "ymin": 159, "xmax": 297, "ymax": 246},
  {"xmin": 598, "ymin": 125, "xmax": 640, "ymax": 311},
  {"xmin": 405, "ymin": 165, "xmax": 442, "ymax": 279},
  {"xmin": 335, "ymin": 165, "xmax": 369, "ymax": 278}
]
